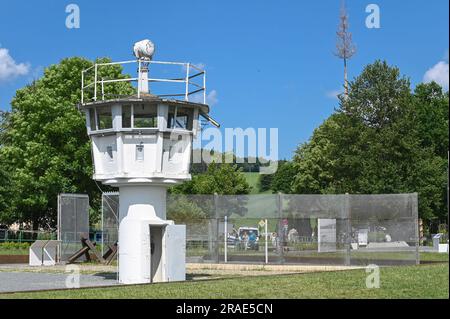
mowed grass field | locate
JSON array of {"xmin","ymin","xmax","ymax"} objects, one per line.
[{"xmin": 1, "ymin": 262, "xmax": 448, "ymax": 299}]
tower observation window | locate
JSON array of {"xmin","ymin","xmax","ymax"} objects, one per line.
[
  {"xmin": 122, "ymin": 105, "xmax": 132, "ymax": 128},
  {"xmin": 134, "ymin": 104, "xmax": 157, "ymax": 128},
  {"xmin": 89, "ymin": 108, "xmax": 96, "ymax": 131},
  {"xmin": 167, "ymin": 106, "xmax": 192, "ymax": 130},
  {"xmin": 96, "ymin": 106, "xmax": 113, "ymax": 130}
]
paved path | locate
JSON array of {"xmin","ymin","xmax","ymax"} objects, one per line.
[
  {"xmin": 0, "ymin": 271, "xmax": 118, "ymax": 293},
  {"xmin": 0, "ymin": 263, "xmax": 360, "ymax": 293}
]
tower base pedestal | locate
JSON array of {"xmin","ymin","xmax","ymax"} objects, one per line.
[{"xmin": 118, "ymin": 185, "xmax": 186, "ymax": 284}]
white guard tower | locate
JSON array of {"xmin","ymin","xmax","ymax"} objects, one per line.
[{"xmin": 79, "ymin": 40, "xmax": 218, "ymax": 284}]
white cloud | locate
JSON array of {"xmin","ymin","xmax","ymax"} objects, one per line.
[
  {"xmin": 423, "ymin": 60, "xmax": 449, "ymax": 91},
  {"xmin": 0, "ymin": 47, "xmax": 30, "ymax": 82},
  {"xmin": 190, "ymin": 89, "xmax": 218, "ymax": 106},
  {"xmin": 325, "ymin": 89, "xmax": 342, "ymax": 99},
  {"xmin": 206, "ymin": 89, "xmax": 218, "ymax": 106}
]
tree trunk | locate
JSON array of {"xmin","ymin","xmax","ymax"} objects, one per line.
[{"xmin": 32, "ymin": 215, "xmax": 39, "ymax": 231}]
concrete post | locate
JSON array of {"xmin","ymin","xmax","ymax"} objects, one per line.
[
  {"xmin": 345, "ymin": 193, "xmax": 351, "ymax": 266},
  {"xmin": 412, "ymin": 193, "xmax": 420, "ymax": 265},
  {"xmin": 277, "ymin": 192, "xmax": 285, "ymax": 264}
]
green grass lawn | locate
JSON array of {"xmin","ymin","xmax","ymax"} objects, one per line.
[
  {"xmin": 244, "ymin": 172, "xmax": 260, "ymax": 194},
  {"xmin": 2, "ymin": 263, "xmax": 447, "ymax": 299},
  {"xmin": 420, "ymin": 252, "xmax": 449, "ymax": 262},
  {"xmin": 0, "ymin": 249, "xmax": 28, "ymax": 255},
  {"xmin": 0, "ymin": 242, "xmax": 31, "ymax": 255}
]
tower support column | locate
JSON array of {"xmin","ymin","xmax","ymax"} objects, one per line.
[{"xmin": 118, "ymin": 185, "xmax": 168, "ymax": 284}]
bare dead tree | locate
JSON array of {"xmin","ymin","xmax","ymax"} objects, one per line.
[{"xmin": 335, "ymin": 1, "xmax": 356, "ymax": 97}]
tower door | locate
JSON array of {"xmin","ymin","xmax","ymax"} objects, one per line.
[
  {"xmin": 164, "ymin": 224, "xmax": 186, "ymax": 282},
  {"xmin": 149, "ymin": 225, "xmax": 163, "ymax": 282}
]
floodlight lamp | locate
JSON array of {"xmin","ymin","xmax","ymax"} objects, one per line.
[{"xmin": 133, "ymin": 39, "xmax": 155, "ymax": 60}]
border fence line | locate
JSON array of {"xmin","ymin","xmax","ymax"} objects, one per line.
[
  {"xmin": 0, "ymin": 230, "xmax": 56, "ymax": 243},
  {"xmin": 1, "ymin": 192, "xmax": 422, "ymax": 267},
  {"xmin": 101, "ymin": 192, "xmax": 421, "ymax": 266}
]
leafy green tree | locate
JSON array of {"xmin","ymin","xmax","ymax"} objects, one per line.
[
  {"xmin": 171, "ymin": 162, "xmax": 251, "ymax": 219},
  {"xmin": 292, "ymin": 115, "xmax": 341, "ymax": 194},
  {"xmin": 0, "ymin": 164, "xmax": 11, "ymax": 222},
  {"xmin": 172, "ymin": 162, "xmax": 251, "ymax": 195},
  {"xmin": 339, "ymin": 60, "xmax": 411, "ymax": 128},
  {"xmin": 409, "ymin": 82, "xmax": 448, "ymax": 222},
  {"xmin": 292, "ymin": 60, "xmax": 448, "ymax": 223},
  {"xmin": 0, "ymin": 57, "xmax": 133, "ymax": 229},
  {"xmin": 0, "ymin": 111, "xmax": 14, "ymax": 224},
  {"xmin": 270, "ymin": 161, "xmax": 297, "ymax": 194},
  {"xmin": 412, "ymin": 82, "xmax": 449, "ymax": 159},
  {"xmin": 259, "ymin": 172, "xmax": 274, "ymax": 192},
  {"xmin": 167, "ymin": 195, "xmax": 206, "ymax": 223}
]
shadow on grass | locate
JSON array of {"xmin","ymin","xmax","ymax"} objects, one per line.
[
  {"xmin": 186, "ymin": 273, "xmax": 214, "ymax": 280},
  {"xmin": 92, "ymin": 272, "xmax": 118, "ymax": 280},
  {"xmin": 91, "ymin": 272, "xmax": 214, "ymax": 281}
]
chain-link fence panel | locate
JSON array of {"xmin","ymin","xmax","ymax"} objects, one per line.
[
  {"xmin": 57, "ymin": 193, "xmax": 89, "ymax": 261},
  {"xmin": 165, "ymin": 193, "xmax": 419, "ymax": 266},
  {"xmin": 348, "ymin": 194, "xmax": 419, "ymax": 265},
  {"xmin": 214, "ymin": 194, "xmax": 279, "ymax": 263},
  {"xmin": 279, "ymin": 195, "xmax": 350, "ymax": 264},
  {"xmin": 101, "ymin": 193, "xmax": 419, "ymax": 266},
  {"xmin": 167, "ymin": 194, "xmax": 215, "ymax": 262},
  {"xmin": 101, "ymin": 192, "xmax": 119, "ymax": 258}
]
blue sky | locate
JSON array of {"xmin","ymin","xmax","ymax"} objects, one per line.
[{"xmin": 0, "ymin": 0, "xmax": 448, "ymax": 160}]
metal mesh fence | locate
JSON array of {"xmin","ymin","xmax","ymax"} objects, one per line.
[
  {"xmin": 102, "ymin": 193, "xmax": 419, "ymax": 266},
  {"xmin": 101, "ymin": 192, "xmax": 119, "ymax": 257},
  {"xmin": 57, "ymin": 193, "xmax": 89, "ymax": 261},
  {"xmin": 348, "ymin": 194, "xmax": 419, "ymax": 265},
  {"xmin": 0, "ymin": 230, "xmax": 56, "ymax": 243}
]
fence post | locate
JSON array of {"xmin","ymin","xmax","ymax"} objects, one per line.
[
  {"xmin": 57, "ymin": 194, "xmax": 61, "ymax": 262},
  {"xmin": 412, "ymin": 193, "xmax": 420, "ymax": 265},
  {"xmin": 214, "ymin": 192, "xmax": 219, "ymax": 263},
  {"xmin": 224, "ymin": 215, "xmax": 227, "ymax": 263},
  {"xmin": 277, "ymin": 192, "xmax": 284, "ymax": 264},
  {"xmin": 345, "ymin": 193, "xmax": 351, "ymax": 266},
  {"xmin": 265, "ymin": 218, "xmax": 268, "ymax": 264}
]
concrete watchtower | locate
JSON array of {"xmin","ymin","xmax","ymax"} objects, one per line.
[{"xmin": 79, "ymin": 39, "xmax": 217, "ymax": 284}]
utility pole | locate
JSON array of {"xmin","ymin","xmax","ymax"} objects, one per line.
[{"xmin": 335, "ymin": 0, "xmax": 356, "ymax": 97}]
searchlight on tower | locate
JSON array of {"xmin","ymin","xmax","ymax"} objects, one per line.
[{"xmin": 133, "ymin": 39, "xmax": 155, "ymax": 94}]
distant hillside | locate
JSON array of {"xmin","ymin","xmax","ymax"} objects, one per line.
[{"xmin": 243, "ymin": 172, "xmax": 271, "ymax": 195}]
